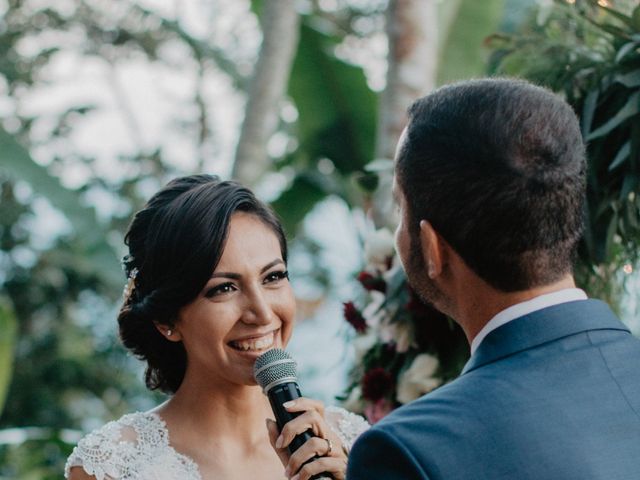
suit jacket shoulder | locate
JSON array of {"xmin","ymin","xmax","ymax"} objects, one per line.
[{"xmin": 347, "ymin": 300, "xmax": 640, "ymax": 480}]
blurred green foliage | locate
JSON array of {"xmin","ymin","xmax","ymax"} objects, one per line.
[
  {"xmin": 0, "ymin": 1, "xmax": 183, "ymax": 476},
  {"xmin": 273, "ymin": 20, "xmax": 378, "ymax": 233},
  {"xmin": 437, "ymin": 0, "xmax": 507, "ymax": 85},
  {"xmin": 0, "ymin": 300, "xmax": 17, "ymax": 414}
]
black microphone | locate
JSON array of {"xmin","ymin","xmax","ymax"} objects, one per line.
[{"xmin": 254, "ymin": 348, "xmax": 332, "ymax": 480}]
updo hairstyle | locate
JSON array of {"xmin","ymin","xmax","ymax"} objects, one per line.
[{"xmin": 118, "ymin": 174, "xmax": 287, "ymax": 394}]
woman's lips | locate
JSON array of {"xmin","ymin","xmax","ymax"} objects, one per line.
[{"xmin": 228, "ymin": 331, "xmax": 276, "ymax": 352}]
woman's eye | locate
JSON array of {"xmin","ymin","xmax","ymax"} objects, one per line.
[
  {"xmin": 264, "ymin": 270, "xmax": 289, "ymax": 284},
  {"xmin": 205, "ymin": 282, "xmax": 236, "ymax": 298}
]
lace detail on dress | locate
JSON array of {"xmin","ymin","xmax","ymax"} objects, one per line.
[
  {"xmin": 325, "ymin": 406, "xmax": 370, "ymax": 451},
  {"xmin": 65, "ymin": 407, "xmax": 368, "ymax": 479},
  {"xmin": 64, "ymin": 412, "xmax": 200, "ymax": 480}
]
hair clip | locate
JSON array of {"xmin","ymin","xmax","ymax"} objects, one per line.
[{"xmin": 123, "ymin": 267, "xmax": 139, "ymax": 302}]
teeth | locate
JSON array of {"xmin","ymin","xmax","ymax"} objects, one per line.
[{"xmin": 231, "ymin": 333, "xmax": 274, "ymax": 352}]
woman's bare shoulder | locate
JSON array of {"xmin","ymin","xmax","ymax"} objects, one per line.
[{"xmin": 67, "ymin": 465, "xmax": 98, "ymax": 480}]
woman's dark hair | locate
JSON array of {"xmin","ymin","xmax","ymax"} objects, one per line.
[
  {"xmin": 118, "ymin": 174, "xmax": 287, "ymax": 394},
  {"xmin": 397, "ymin": 78, "xmax": 586, "ymax": 291}
]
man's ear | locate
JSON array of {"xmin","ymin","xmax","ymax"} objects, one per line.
[
  {"xmin": 153, "ymin": 322, "xmax": 182, "ymax": 342},
  {"xmin": 419, "ymin": 220, "xmax": 444, "ymax": 279}
]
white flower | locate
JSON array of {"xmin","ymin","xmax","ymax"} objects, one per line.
[
  {"xmin": 378, "ymin": 320, "xmax": 413, "ymax": 353},
  {"xmin": 342, "ymin": 386, "xmax": 366, "ymax": 414},
  {"xmin": 396, "ymin": 354, "xmax": 442, "ymax": 404},
  {"xmin": 361, "ymin": 291, "xmax": 387, "ymax": 328},
  {"xmin": 353, "ymin": 330, "xmax": 378, "ymax": 362},
  {"xmin": 393, "ymin": 322, "xmax": 413, "ymax": 353},
  {"xmin": 364, "ymin": 228, "xmax": 395, "ymax": 269}
]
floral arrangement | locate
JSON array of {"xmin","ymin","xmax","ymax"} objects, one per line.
[{"xmin": 340, "ymin": 229, "xmax": 469, "ymax": 424}]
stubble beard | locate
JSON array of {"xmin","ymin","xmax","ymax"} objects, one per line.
[{"xmin": 405, "ymin": 231, "xmax": 448, "ymax": 315}]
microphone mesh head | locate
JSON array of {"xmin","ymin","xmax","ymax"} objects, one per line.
[{"xmin": 253, "ymin": 348, "xmax": 297, "ymax": 391}]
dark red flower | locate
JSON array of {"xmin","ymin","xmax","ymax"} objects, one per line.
[
  {"xmin": 343, "ymin": 301, "xmax": 367, "ymax": 333},
  {"xmin": 357, "ymin": 271, "xmax": 387, "ymax": 293},
  {"xmin": 361, "ymin": 367, "xmax": 394, "ymax": 401}
]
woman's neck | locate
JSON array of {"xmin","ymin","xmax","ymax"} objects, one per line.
[
  {"xmin": 156, "ymin": 378, "xmax": 273, "ymax": 444},
  {"xmin": 154, "ymin": 378, "xmax": 285, "ymax": 479}
]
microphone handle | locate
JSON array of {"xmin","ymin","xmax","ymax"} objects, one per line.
[{"xmin": 268, "ymin": 382, "xmax": 333, "ymax": 480}]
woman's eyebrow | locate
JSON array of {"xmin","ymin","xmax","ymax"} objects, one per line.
[
  {"xmin": 210, "ymin": 258, "xmax": 284, "ymax": 279},
  {"xmin": 260, "ymin": 258, "xmax": 284, "ymax": 274}
]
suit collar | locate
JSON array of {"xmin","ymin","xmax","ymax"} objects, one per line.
[{"xmin": 461, "ymin": 299, "xmax": 629, "ymax": 375}]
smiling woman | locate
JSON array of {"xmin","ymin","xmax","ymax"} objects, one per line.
[
  {"xmin": 64, "ymin": 175, "xmax": 367, "ymax": 480},
  {"xmin": 174, "ymin": 213, "xmax": 296, "ymax": 388}
]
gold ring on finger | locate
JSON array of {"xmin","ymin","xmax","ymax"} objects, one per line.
[{"xmin": 324, "ymin": 437, "xmax": 332, "ymax": 456}]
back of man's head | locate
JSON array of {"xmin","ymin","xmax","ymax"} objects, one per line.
[{"xmin": 397, "ymin": 78, "xmax": 586, "ymax": 292}]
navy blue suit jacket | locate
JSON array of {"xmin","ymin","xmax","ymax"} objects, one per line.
[{"xmin": 347, "ymin": 300, "xmax": 640, "ymax": 479}]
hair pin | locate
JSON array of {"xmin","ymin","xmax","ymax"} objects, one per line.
[{"xmin": 123, "ymin": 267, "xmax": 139, "ymax": 302}]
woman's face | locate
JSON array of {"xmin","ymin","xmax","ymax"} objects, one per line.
[{"xmin": 173, "ymin": 212, "xmax": 296, "ymax": 388}]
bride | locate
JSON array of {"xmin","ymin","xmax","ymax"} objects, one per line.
[{"xmin": 65, "ymin": 175, "xmax": 368, "ymax": 480}]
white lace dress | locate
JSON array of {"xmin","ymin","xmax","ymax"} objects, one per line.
[{"xmin": 65, "ymin": 406, "xmax": 369, "ymax": 480}]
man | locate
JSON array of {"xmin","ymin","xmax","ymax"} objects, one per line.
[{"xmin": 347, "ymin": 79, "xmax": 640, "ymax": 479}]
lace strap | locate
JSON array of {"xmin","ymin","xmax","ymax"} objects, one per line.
[
  {"xmin": 64, "ymin": 418, "xmax": 131, "ymax": 480},
  {"xmin": 325, "ymin": 406, "xmax": 370, "ymax": 451},
  {"xmin": 65, "ymin": 412, "xmax": 201, "ymax": 480}
]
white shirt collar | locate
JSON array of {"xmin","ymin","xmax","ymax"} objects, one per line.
[{"xmin": 470, "ymin": 288, "xmax": 588, "ymax": 355}]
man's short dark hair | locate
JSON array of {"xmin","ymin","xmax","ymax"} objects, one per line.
[{"xmin": 397, "ymin": 78, "xmax": 586, "ymax": 292}]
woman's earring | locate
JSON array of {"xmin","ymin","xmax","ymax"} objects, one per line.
[{"xmin": 167, "ymin": 329, "xmax": 173, "ymax": 336}]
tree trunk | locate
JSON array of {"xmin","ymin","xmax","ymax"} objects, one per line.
[
  {"xmin": 231, "ymin": 0, "xmax": 300, "ymax": 187},
  {"xmin": 372, "ymin": 0, "xmax": 440, "ymax": 227},
  {"xmin": 376, "ymin": 0, "xmax": 439, "ymax": 163}
]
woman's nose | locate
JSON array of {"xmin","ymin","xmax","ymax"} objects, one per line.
[{"xmin": 242, "ymin": 290, "xmax": 275, "ymax": 325}]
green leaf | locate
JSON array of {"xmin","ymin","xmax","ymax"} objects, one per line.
[
  {"xmin": 288, "ymin": 22, "xmax": 377, "ymax": 174},
  {"xmin": 609, "ymin": 141, "xmax": 630, "ymax": 171},
  {"xmin": 631, "ymin": 4, "xmax": 640, "ymax": 31},
  {"xmin": 270, "ymin": 171, "xmax": 335, "ymax": 235},
  {"xmin": 630, "ymin": 118, "xmax": 640, "ymax": 172},
  {"xmin": 484, "ymin": 33, "xmax": 514, "ymax": 51},
  {"xmin": 581, "ymin": 89, "xmax": 599, "ymax": 137},
  {"xmin": 437, "ymin": 0, "xmax": 506, "ymax": 85},
  {"xmin": 615, "ymin": 41, "xmax": 639, "ymax": 63},
  {"xmin": 618, "ymin": 174, "xmax": 638, "ymax": 203},
  {"xmin": 593, "ymin": 21, "xmax": 632, "ymax": 40},
  {"xmin": 614, "ymin": 70, "xmax": 640, "ymax": 88},
  {"xmin": 587, "ymin": 90, "xmax": 640, "ymax": 140},
  {"xmin": 0, "ymin": 128, "xmax": 122, "ymax": 291},
  {"xmin": 598, "ymin": 5, "xmax": 634, "ymax": 29},
  {"xmin": 625, "ymin": 200, "xmax": 639, "ymax": 230},
  {"xmin": 603, "ymin": 210, "xmax": 619, "ymax": 263},
  {"xmin": 0, "ymin": 299, "xmax": 17, "ymax": 415},
  {"xmin": 250, "ymin": 0, "xmax": 262, "ymax": 17},
  {"xmin": 582, "ymin": 207, "xmax": 596, "ymax": 263}
]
